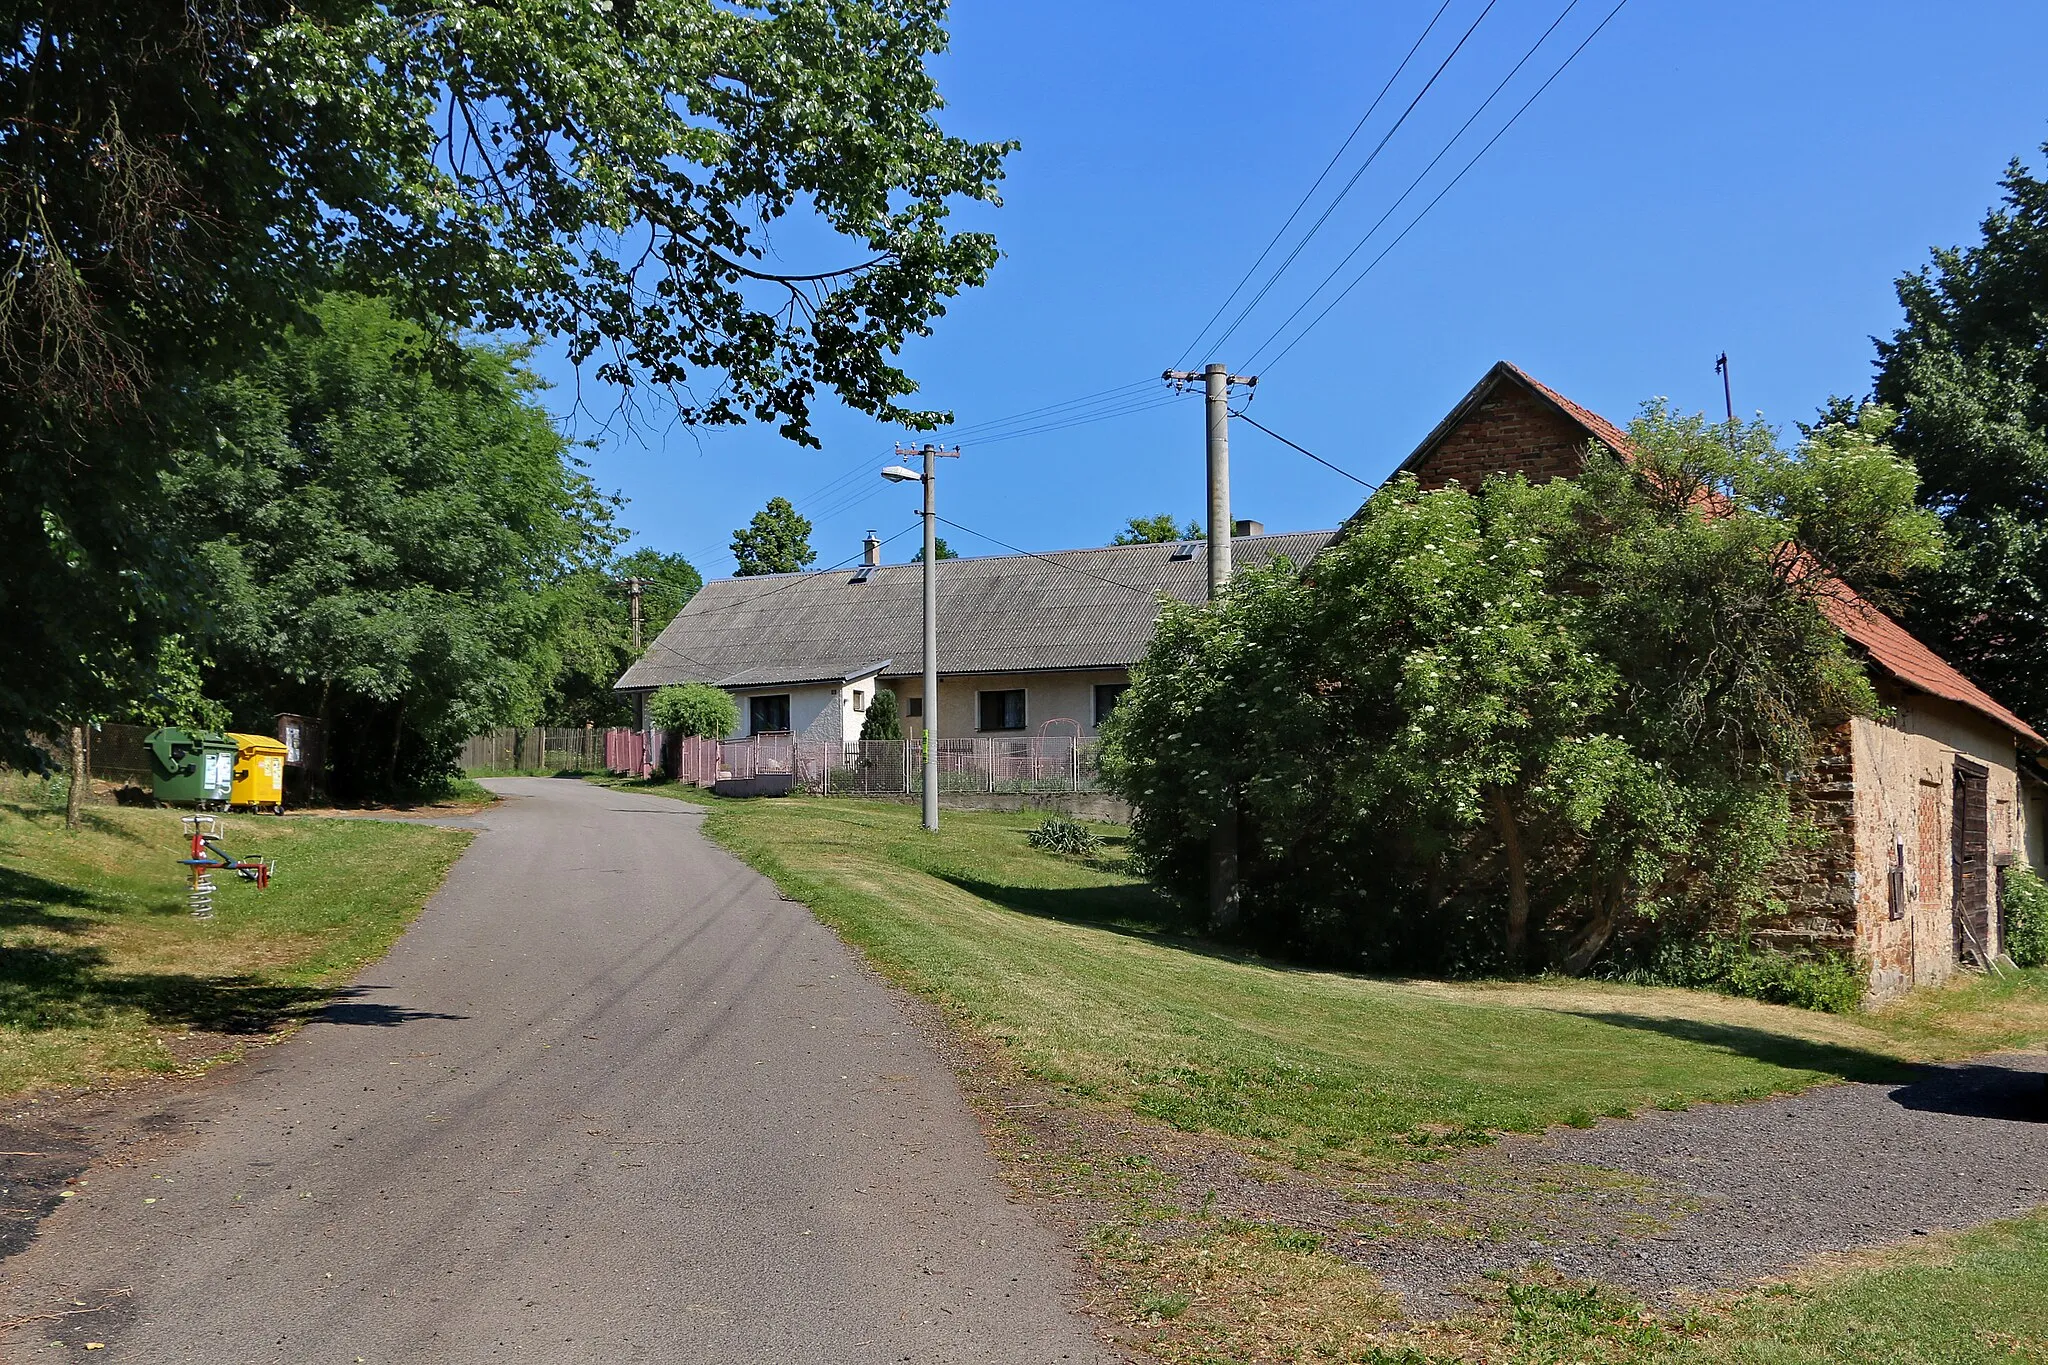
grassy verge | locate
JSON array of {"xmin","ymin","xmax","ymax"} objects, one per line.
[
  {"xmin": 609, "ymin": 783, "xmax": 2048, "ymax": 1160},
  {"xmin": 603, "ymin": 781, "xmax": 2048, "ymax": 1363},
  {"xmin": 2, "ymin": 775, "xmax": 470, "ymax": 1095},
  {"xmin": 1382, "ymin": 1209, "xmax": 2048, "ymax": 1363}
]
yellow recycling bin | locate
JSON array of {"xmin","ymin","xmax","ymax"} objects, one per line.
[{"xmin": 226, "ymin": 732, "xmax": 289, "ymax": 813}]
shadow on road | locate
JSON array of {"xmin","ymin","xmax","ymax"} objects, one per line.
[
  {"xmin": 319, "ymin": 989, "xmax": 468, "ymax": 1027},
  {"xmin": 1888, "ymin": 1061, "xmax": 2048, "ymax": 1123}
]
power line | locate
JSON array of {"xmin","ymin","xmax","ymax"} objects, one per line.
[
  {"xmin": 1171, "ymin": 0, "xmax": 1456, "ymax": 370},
  {"xmin": 933, "ymin": 516, "xmax": 1159, "ymax": 598},
  {"xmin": 1200, "ymin": 0, "xmax": 1502, "ymax": 361},
  {"xmin": 1242, "ymin": 0, "xmax": 1589, "ymax": 370},
  {"xmin": 1230, "ymin": 409, "xmax": 1377, "ymax": 489},
  {"xmin": 1255, "ymin": 0, "xmax": 1633, "ymax": 372}
]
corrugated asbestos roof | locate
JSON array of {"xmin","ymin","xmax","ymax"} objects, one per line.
[
  {"xmin": 617, "ymin": 531, "xmax": 1336, "ymax": 692},
  {"xmin": 1408, "ymin": 362, "xmax": 2044, "ymax": 747}
]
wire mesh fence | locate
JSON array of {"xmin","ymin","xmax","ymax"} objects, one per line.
[
  {"xmin": 602, "ymin": 730, "xmax": 1105, "ymax": 795},
  {"xmin": 459, "ymin": 726, "xmax": 607, "ymax": 774}
]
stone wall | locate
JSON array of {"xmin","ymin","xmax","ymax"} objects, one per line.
[{"xmin": 1753, "ymin": 722, "xmax": 1861, "ymax": 958}]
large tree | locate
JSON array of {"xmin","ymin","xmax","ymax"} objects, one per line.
[
  {"xmin": 1, "ymin": 0, "xmax": 1011, "ymax": 754},
  {"xmin": 1103, "ymin": 404, "xmax": 1935, "ymax": 975},
  {"xmin": 731, "ymin": 496, "xmax": 816, "ymax": 576},
  {"xmin": 1112, "ymin": 514, "xmax": 1203, "ymax": 545},
  {"xmin": 168, "ymin": 294, "xmax": 620, "ymax": 796},
  {"xmin": 1874, "ymin": 145, "xmax": 2048, "ymax": 733},
  {"xmin": 539, "ymin": 547, "xmax": 703, "ymax": 727}
]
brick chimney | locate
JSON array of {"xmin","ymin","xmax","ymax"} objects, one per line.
[{"xmin": 862, "ymin": 530, "xmax": 881, "ymax": 566}]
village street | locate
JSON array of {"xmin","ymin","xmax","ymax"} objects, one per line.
[{"xmin": 1, "ymin": 779, "xmax": 1115, "ymax": 1363}]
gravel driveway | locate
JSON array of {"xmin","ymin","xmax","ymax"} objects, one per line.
[{"xmin": 1341, "ymin": 1051, "xmax": 2048, "ymax": 1313}]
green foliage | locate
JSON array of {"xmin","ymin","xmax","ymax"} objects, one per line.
[
  {"xmin": 1027, "ymin": 815, "xmax": 1101, "ymax": 856},
  {"xmin": 1104, "ymin": 403, "xmax": 1930, "ymax": 978},
  {"xmin": 1609, "ymin": 936, "xmax": 1866, "ymax": 1014},
  {"xmin": 1113, "ymin": 514, "xmax": 1204, "ymax": 545},
  {"xmin": 1876, "ymin": 144, "xmax": 2048, "ymax": 733},
  {"xmin": 3, "ymin": 0, "xmax": 1009, "ymax": 758},
  {"xmin": 540, "ymin": 547, "xmax": 702, "ymax": 726},
  {"xmin": 731, "ymin": 497, "xmax": 817, "ymax": 577},
  {"xmin": 910, "ymin": 536, "xmax": 959, "ymax": 562},
  {"xmin": 860, "ymin": 690, "xmax": 904, "ymax": 743},
  {"xmin": 2004, "ymin": 866, "xmax": 2048, "ymax": 969},
  {"xmin": 168, "ymin": 294, "xmax": 620, "ymax": 797},
  {"xmin": 647, "ymin": 683, "xmax": 739, "ymax": 739}
]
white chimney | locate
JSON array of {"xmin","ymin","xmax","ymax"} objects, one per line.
[
  {"xmin": 862, "ymin": 530, "xmax": 881, "ymax": 566},
  {"xmin": 1232, "ymin": 518, "xmax": 1264, "ymax": 538}
]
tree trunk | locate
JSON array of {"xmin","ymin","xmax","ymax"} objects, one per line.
[
  {"xmin": 386, "ymin": 700, "xmax": 407, "ymax": 792},
  {"xmin": 1561, "ymin": 868, "xmax": 1629, "ymax": 976},
  {"xmin": 1489, "ymin": 790, "xmax": 1529, "ymax": 969},
  {"xmin": 66, "ymin": 725, "xmax": 86, "ymax": 830}
]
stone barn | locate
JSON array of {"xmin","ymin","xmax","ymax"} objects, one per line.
[{"xmin": 1389, "ymin": 361, "xmax": 2047, "ymax": 1001}]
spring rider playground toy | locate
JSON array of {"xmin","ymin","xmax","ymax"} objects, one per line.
[{"xmin": 179, "ymin": 816, "xmax": 276, "ymax": 920}]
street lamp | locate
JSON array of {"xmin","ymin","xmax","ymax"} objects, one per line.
[{"xmin": 882, "ymin": 444, "xmax": 957, "ymax": 832}]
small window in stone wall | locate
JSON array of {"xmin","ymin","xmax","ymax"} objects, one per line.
[
  {"xmin": 905, "ymin": 697, "xmax": 923, "ymax": 718},
  {"xmin": 1888, "ymin": 838, "xmax": 1907, "ymax": 922}
]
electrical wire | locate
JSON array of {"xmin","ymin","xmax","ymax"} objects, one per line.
[
  {"xmin": 1240, "ymin": 0, "xmax": 1589, "ymax": 370},
  {"xmin": 1171, "ymin": 0, "xmax": 1456, "ymax": 370},
  {"xmin": 1198, "ymin": 0, "xmax": 1502, "ymax": 362},
  {"xmin": 1230, "ymin": 410, "xmax": 1378, "ymax": 489},
  {"xmin": 1254, "ymin": 0, "xmax": 1633, "ymax": 373}
]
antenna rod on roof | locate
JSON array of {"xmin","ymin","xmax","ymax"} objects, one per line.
[{"xmin": 1714, "ymin": 352, "xmax": 1736, "ymax": 454}]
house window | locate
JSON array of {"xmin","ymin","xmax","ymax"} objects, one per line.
[
  {"xmin": 1093, "ymin": 683, "xmax": 1129, "ymax": 727},
  {"xmin": 977, "ymin": 689, "xmax": 1026, "ymax": 732},
  {"xmin": 905, "ymin": 697, "xmax": 923, "ymax": 718},
  {"xmin": 1888, "ymin": 838, "xmax": 1907, "ymax": 922},
  {"xmin": 749, "ymin": 694, "xmax": 791, "ymax": 734},
  {"xmin": 852, "ymin": 690, "xmax": 868, "ymax": 713}
]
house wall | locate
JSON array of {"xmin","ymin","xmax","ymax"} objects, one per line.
[
  {"xmin": 887, "ymin": 669, "xmax": 1131, "ymax": 740},
  {"xmin": 724, "ymin": 676, "xmax": 885, "ymax": 745},
  {"xmin": 1850, "ymin": 693, "xmax": 2027, "ymax": 1001},
  {"xmin": 1408, "ymin": 383, "xmax": 1594, "ymax": 490}
]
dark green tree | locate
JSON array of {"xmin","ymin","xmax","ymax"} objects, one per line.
[
  {"xmin": 2, "ymin": 0, "xmax": 1013, "ymax": 755},
  {"xmin": 539, "ymin": 547, "xmax": 703, "ymax": 726},
  {"xmin": 169, "ymin": 294, "xmax": 620, "ymax": 796},
  {"xmin": 731, "ymin": 497, "xmax": 817, "ymax": 576},
  {"xmin": 1104, "ymin": 404, "xmax": 1935, "ymax": 976},
  {"xmin": 859, "ymin": 689, "xmax": 903, "ymax": 743},
  {"xmin": 910, "ymin": 537, "xmax": 959, "ymax": 562},
  {"xmin": 1112, "ymin": 514, "xmax": 1203, "ymax": 544},
  {"xmin": 1874, "ymin": 145, "xmax": 2048, "ymax": 732},
  {"xmin": 648, "ymin": 682, "xmax": 738, "ymax": 739}
]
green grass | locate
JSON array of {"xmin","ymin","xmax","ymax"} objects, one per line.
[
  {"xmin": 613, "ymin": 782, "xmax": 2048, "ymax": 1160},
  {"xmin": 1, "ymin": 776, "xmax": 470, "ymax": 1095},
  {"xmin": 1380, "ymin": 1210, "xmax": 2048, "ymax": 1363}
]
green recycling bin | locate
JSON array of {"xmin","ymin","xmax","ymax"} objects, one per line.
[{"xmin": 145, "ymin": 728, "xmax": 238, "ymax": 807}]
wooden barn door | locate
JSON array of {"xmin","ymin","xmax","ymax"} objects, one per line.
[{"xmin": 1951, "ymin": 757, "xmax": 1991, "ymax": 965}]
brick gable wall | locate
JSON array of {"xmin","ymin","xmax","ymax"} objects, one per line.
[{"xmin": 1408, "ymin": 382, "xmax": 1597, "ymax": 489}]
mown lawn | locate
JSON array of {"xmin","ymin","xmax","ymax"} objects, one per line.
[
  {"xmin": 1, "ymin": 777, "xmax": 471, "ymax": 1095},
  {"xmin": 622, "ymin": 784, "xmax": 2048, "ymax": 1160},
  {"xmin": 1392, "ymin": 1209, "xmax": 2048, "ymax": 1363}
]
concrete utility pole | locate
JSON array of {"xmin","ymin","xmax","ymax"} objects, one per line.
[
  {"xmin": 1163, "ymin": 363, "xmax": 1257, "ymax": 932},
  {"xmin": 884, "ymin": 443, "xmax": 960, "ymax": 833}
]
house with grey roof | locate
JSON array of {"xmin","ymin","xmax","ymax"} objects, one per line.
[{"xmin": 614, "ymin": 525, "xmax": 1336, "ymax": 745}]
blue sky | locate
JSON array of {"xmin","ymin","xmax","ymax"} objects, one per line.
[{"xmin": 534, "ymin": 1, "xmax": 2048, "ymax": 578}]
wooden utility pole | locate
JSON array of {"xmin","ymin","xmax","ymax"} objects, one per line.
[{"xmin": 1163, "ymin": 363, "xmax": 1257, "ymax": 932}]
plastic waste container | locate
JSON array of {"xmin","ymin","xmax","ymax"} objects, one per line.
[
  {"xmin": 226, "ymin": 732, "xmax": 289, "ymax": 812},
  {"xmin": 145, "ymin": 729, "xmax": 238, "ymax": 807}
]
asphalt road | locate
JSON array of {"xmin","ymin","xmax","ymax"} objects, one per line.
[{"xmin": 2, "ymin": 779, "xmax": 1115, "ymax": 1363}]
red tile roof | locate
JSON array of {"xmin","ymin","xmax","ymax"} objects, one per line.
[{"xmin": 1419, "ymin": 362, "xmax": 2045, "ymax": 748}]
